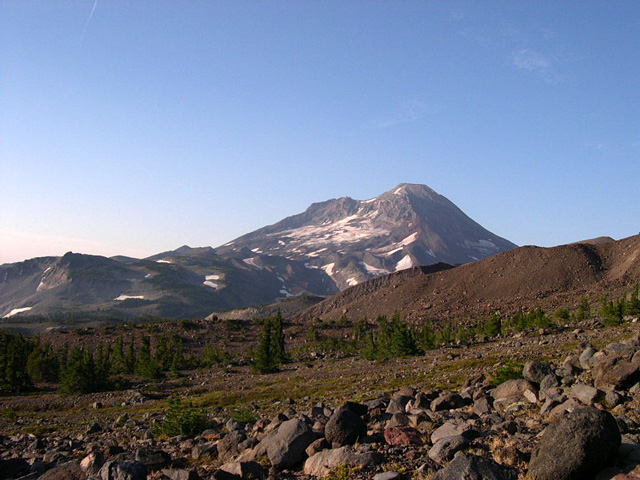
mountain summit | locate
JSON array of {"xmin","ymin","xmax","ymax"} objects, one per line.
[
  {"xmin": 214, "ymin": 183, "xmax": 517, "ymax": 289},
  {"xmin": 0, "ymin": 183, "xmax": 516, "ymax": 321}
]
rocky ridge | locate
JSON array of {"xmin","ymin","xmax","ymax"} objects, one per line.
[{"xmin": 4, "ymin": 323, "xmax": 640, "ymax": 480}]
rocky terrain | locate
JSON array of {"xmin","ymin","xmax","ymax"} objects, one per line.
[
  {"xmin": 3, "ymin": 317, "xmax": 640, "ymax": 480},
  {"xmin": 0, "ymin": 183, "xmax": 516, "ymax": 325},
  {"xmin": 296, "ymin": 233, "xmax": 640, "ymax": 325}
]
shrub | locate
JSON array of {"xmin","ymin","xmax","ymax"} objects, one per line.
[
  {"xmin": 230, "ymin": 405, "xmax": 257, "ymax": 425},
  {"xmin": 490, "ymin": 360, "xmax": 524, "ymax": 386},
  {"xmin": 153, "ymin": 396, "xmax": 207, "ymax": 437}
]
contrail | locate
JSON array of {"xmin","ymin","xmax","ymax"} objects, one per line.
[{"xmin": 81, "ymin": 0, "xmax": 98, "ymax": 39}]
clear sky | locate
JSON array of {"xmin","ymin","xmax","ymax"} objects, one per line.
[{"xmin": 1, "ymin": 1, "xmax": 639, "ymax": 265}]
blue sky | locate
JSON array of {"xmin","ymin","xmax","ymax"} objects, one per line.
[{"xmin": 1, "ymin": 1, "xmax": 639, "ymax": 264}]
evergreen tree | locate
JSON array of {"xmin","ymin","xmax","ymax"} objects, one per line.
[
  {"xmin": 59, "ymin": 346, "xmax": 110, "ymax": 394},
  {"xmin": 270, "ymin": 310, "xmax": 287, "ymax": 364},
  {"xmin": 111, "ymin": 335, "xmax": 127, "ymax": 374},
  {"xmin": 135, "ymin": 335, "xmax": 162, "ymax": 379},
  {"xmin": 419, "ymin": 323, "xmax": 436, "ymax": 351},
  {"xmin": 254, "ymin": 319, "xmax": 277, "ymax": 374},
  {"xmin": 0, "ymin": 331, "xmax": 32, "ymax": 393},
  {"xmin": 483, "ymin": 312, "xmax": 502, "ymax": 337},
  {"xmin": 576, "ymin": 296, "xmax": 591, "ymax": 321}
]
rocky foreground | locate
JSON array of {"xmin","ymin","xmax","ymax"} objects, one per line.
[{"xmin": 4, "ymin": 326, "xmax": 640, "ymax": 480}]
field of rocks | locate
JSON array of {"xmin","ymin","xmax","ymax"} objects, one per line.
[{"xmin": 2, "ymin": 317, "xmax": 640, "ymax": 480}]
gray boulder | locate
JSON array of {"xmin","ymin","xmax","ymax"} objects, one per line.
[
  {"xmin": 218, "ymin": 461, "xmax": 264, "ymax": 480},
  {"xmin": 432, "ymin": 452, "xmax": 518, "ymax": 480},
  {"xmin": 263, "ymin": 418, "xmax": 316, "ymax": 469},
  {"xmin": 430, "ymin": 392, "xmax": 466, "ymax": 412},
  {"xmin": 528, "ymin": 407, "xmax": 621, "ymax": 480},
  {"xmin": 523, "ymin": 361, "xmax": 554, "ymax": 384},
  {"xmin": 431, "ymin": 419, "xmax": 473, "ymax": 444},
  {"xmin": 303, "ymin": 446, "xmax": 383, "ymax": 477},
  {"xmin": 218, "ymin": 431, "xmax": 247, "ymax": 462},
  {"xmin": 593, "ymin": 355, "xmax": 640, "ymax": 391},
  {"xmin": 325, "ymin": 407, "xmax": 367, "ymax": 447},
  {"xmin": 40, "ymin": 463, "xmax": 87, "ymax": 480},
  {"xmin": 99, "ymin": 461, "xmax": 147, "ymax": 480},
  {"xmin": 428, "ymin": 435, "xmax": 469, "ymax": 464},
  {"xmin": 0, "ymin": 458, "xmax": 30, "ymax": 480}
]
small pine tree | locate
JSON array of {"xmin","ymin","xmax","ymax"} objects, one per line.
[
  {"xmin": 419, "ymin": 323, "xmax": 436, "ymax": 351},
  {"xmin": 270, "ymin": 310, "xmax": 287, "ymax": 364},
  {"xmin": 576, "ymin": 296, "xmax": 591, "ymax": 321},
  {"xmin": 484, "ymin": 312, "xmax": 502, "ymax": 337},
  {"xmin": 254, "ymin": 319, "xmax": 277, "ymax": 374}
]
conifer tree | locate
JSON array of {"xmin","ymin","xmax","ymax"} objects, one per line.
[
  {"xmin": 254, "ymin": 319, "xmax": 277, "ymax": 374},
  {"xmin": 270, "ymin": 310, "xmax": 287, "ymax": 364}
]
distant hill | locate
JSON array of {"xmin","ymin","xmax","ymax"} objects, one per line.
[
  {"xmin": 294, "ymin": 234, "xmax": 640, "ymax": 325},
  {"xmin": 0, "ymin": 183, "xmax": 517, "ymax": 321}
]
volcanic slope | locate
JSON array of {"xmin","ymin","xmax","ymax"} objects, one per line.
[
  {"xmin": 295, "ymin": 234, "xmax": 640, "ymax": 324},
  {"xmin": 214, "ymin": 183, "xmax": 517, "ymax": 290}
]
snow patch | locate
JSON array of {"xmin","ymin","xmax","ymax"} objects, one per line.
[
  {"xmin": 114, "ymin": 295, "xmax": 145, "ymax": 301},
  {"xmin": 251, "ymin": 248, "xmax": 263, "ymax": 254},
  {"xmin": 243, "ymin": 257, "xmax": 263, "ymax": 270},
  {"xmin": 346, "ymin": 278, "xmax": 359, "ymax": 286},
  {"xmin": 274, "ymin": 213, "xmax": 391, "ymax": 249},
  {"xmin": 401, "ymin": 232, "xmax": 419, "ymax": 246},
  {"xmin": 203, "ymin": 274, "xmax": 221, "ymax": 289},
  {"xmin": 304, "ymin": 263, "xmax": 318, "ymax": 269},
  {"xmin": 279, "ymin": 289, "xmax": 294, "ymax": 297},
  {"xmin": 385, "ymin": 247, "xmax": 404, "ymax": 256},
  {"xmin": 395, "ymin": 255, "xmax": 414, "ymax": 271},
  {"xmin": 362, "ymin": 197, "xmax": 377, "ymax": 204},
  {"xmin": 278, "ymin": 240, "xmax": 286, "ymax": 246},
  {"xmin": 321, "ymin": 263, "xmax": 336, "ymax": 276},
  {"xmin": 394, "ymin": 187, "xmax": 405, "ymax": 195},
  {"xmin": 361, "ymin": 262, "xmax": 390, "ymax": 276},
  {"xmin": 3, "ymin": 307, "xmax": 33, "ymax": 318},
  {"xmin": 307, "ymin": 248, "xmax": 328, "ymax": 257},
  {"xmin": 465, "ymin": 239, "xmax": 497, "ymax": 250},
  {"xmin": 223, "ymin": 241, "xmax": 234, "ymax": 247},
  {"xmin": 156, "ymin": 260, "xmax": 172, "ymax": 264}
]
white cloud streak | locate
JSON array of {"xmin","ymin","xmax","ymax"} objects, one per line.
[
  {"xmin": 81, "ymin": 0, "xmax": 98, "ymax": 39},
  {"xmin": 368, "ymin": 99, "xmax": 431, "ymax": 129},
  {"xmin": 512, "ymin": 48, "xmax": 567, "ymax": 84}
]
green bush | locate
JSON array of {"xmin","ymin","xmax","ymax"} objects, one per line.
[
  {"xmin": 153, "ymin": 396, "xmax": 207, "ymax": 437},
  {"xmin": 489, "ymin": 359, "xmax": 524, "ymax": 386},
  {"xmin": 230, "ymin": 405, "xmax": 257, "ymax": 425}
]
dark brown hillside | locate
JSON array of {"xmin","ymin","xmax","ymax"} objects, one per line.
[{"xmin": 294, "ymin": 234, "xmax": 640, "ymax": 324}]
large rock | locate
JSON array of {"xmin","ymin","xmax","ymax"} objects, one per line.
[
  {"xmin": 40, "ymin": 463, "xmax": 87, "ymax": 480},
  {"xmin": 99, "ymin": 461, "xmax": 147, "ymax": 480},
  {"xmin": 523, "ymin": 361, "xmax": 554, "ymax": 384},
  {"xmin": 218, "ymin": 431, "xmax": 247, "ymax": 462},
  {"xmin": 432, "ymin": 452, "xmax": 518, "ymax": 480},
  {"xmin": 431, "ymin": 419, "xmax": 473, "ymax": 444},
  {"xmin": 593, "ymin": 356, "xmax": 640, "ymax": 391},
  {"xmin": 528, "ymin": 407, "xmax": 621, "ymax": 480},
  {"xmin": 325, "ymin": 407, "xmax": 367, "ymax": 447},
  {"xmin": 263, "ymin": 418, "xmax": 316, "ymax": 469},
  {"xmin": 135, "ymin": 449, "xmax": 171, "ymax": 471},
  {"xmin": 428, "ymin": 436, "xmax": 469, "ymax": 464},
  {"xmin": 0, "ymin": 458, "xmax": 30, "ymax": 480},
  {"xmin": 492, "ymin": 379, "xmax": 538, "ymax": 401},
  {"xmin": 303, "ymin": 446, "xmax": 383, "ymax": 477},
  {"xmin": 383, "ymin": 426, "xmax": 423, "ymax": 446},
  {"xmin": 218, "ymin": 461, "xmax": 264, "ymax": 480},
  {"xmin": 430, "ymin": 392, "xmax": 466, "ymax": 412}
]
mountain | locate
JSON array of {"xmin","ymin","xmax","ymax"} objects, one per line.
[
  {"xmin": 293, "ymin": 234, "xmax": 640, "ymax": 325},
  {"xmin": 214, "ymin": 183, "xmax": 517, "ymax": 290},
  {"xmin": 0, "ymin": 183, "xmax": 517, "ymax": 322}
]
